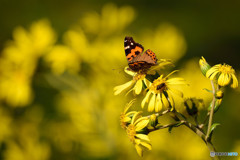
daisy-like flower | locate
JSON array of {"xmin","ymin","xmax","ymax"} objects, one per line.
[
  {"xmin": 120, "ymin": 99, "xmax": 137, "ymax": 129},
  {"xmin": 141, "ymin": 71, "xmax": 185, "ymax": 112},
  {"xmin": 206, "ymin": 64, "xmax": 238, "ymax": 88},
  {"xmin": 114, "ymin": 60, "xmax": 173, "ymax": 96},
  {"xmin": 126, "ymin": 112, "xmax": 151, "ymax": 157},
  {"xmin": 114, "ymin": 67, "xmax": 150, "ymax": 95}
]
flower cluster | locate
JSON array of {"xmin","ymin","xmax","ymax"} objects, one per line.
[{"xmin": 115, "ymin": 54, "xmax": 238, "ymax": 157}]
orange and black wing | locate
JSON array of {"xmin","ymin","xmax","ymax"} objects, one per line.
[{"xmin": 124, "ymin": 36, "xmax": 144, "ymax": 62}]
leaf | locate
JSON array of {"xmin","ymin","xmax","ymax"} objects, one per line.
[
  {"xmin": 203, "ymin": 88, "xmax": 213, "ymax": 93},
  {"xmin": 210, "ymin": 123, "xmax": 220, "ymax": 133},
  {"xmin": 209, "ymin": 123, "xmax": 220, "ymax": 140}
]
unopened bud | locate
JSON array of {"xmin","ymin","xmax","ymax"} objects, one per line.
[
  {"xmin": 199, "ymin": 57, "xmax": 211, "ymax": 76},
  {"xmin": 149, "ymin": 114, "xmax": 158, "ymax": 128}
]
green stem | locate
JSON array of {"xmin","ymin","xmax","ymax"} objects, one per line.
[
  {"xmin": 166, "ymin": 93, "xmax": 219, "ymax": 159},
  {"xmin": 148, "ymin": 121, "xmax": 185, "ymax": 132},
  {"xmin": 206, "ymin": 80, "xmax": 216, "ymax": 141},
  {"xmin": 170, "ymin": 110, "xmax": 219, "ymax": 160}
]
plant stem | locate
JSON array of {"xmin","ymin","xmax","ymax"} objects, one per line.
[
  {"xmin": 206, "ymin": 80, "xmax": 216, "ymax": 141},
  {"xmin": 170, "ymin": 110, "xmax": 219, "ymax": 160}
]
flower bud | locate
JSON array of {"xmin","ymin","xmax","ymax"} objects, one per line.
[
  {"xmin": 149, "ymin": 114, "xmax": 158, "ymax": 128},
  {"xmin": 199, "ymin": 56, "xmax": 211, "ymax": 76},
  {"xmin": 215, "ymin": 90, "xmax": 224, "ymax": 99}
]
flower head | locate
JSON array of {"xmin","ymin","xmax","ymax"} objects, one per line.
[
  {"xmin": 141, "ymin": 71, "xmax": 185, "ymax": 112},
  {"xmin": 114, "ymin": 60, "xmax": 173, "ymax": 96},
  {"xmin": 126, "ymin": 112, "xmax": 151, "ymax": 157},
  {"xmin": 114, "ymin": 67, "xmax": 150, "ymax": 95},
  {"xmin": 120, "ymin": 99, "xmax": 137, "ymax": 129},
  {"xmin": 206, "ymin": 64, "xmax": 238, "ymax": 88}
]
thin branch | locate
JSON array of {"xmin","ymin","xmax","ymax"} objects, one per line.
[{"xmin": 206, "ymin": 80, "xmax": 216, "ymax": 141}]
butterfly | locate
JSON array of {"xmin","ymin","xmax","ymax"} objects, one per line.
[{"xmin": 124, "ymin": 36, "xmax": 157, "ymax": 72}]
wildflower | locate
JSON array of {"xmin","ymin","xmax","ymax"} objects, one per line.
[
  {"xmin": 206, "ymin": 64, "xmax": 238, "ymax": 88},
  {"xmin": 141, "ymin": 71, "xmax": 185, "ymax": 112},
  {"xmin": 114, "ymin": 67, "xmax": 150, "ymax": 95},
  {"xmin": 44, "ymin": 45, "xmax": 80, "ymax": 75},
  {"xmin": 114, "ymin": 60, "xmax": 173, "ymax": 96},
  {"xmin": 120, "ymin": 99, "xmax": 137, "ymax": 129},
  {"xmin": 126, "ymin": 112, "xmax": 151, "ymax": 157},
  {"xmin": 199, "ymin": 56, "xmax": 211, "ymax": 76}
]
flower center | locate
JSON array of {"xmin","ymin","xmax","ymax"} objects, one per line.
[
  {"xmin": 126, "ymin": 124, "xmax": 136, "ymax": 142},
  {"xmin": 151, "ymin": 78, "xmax": 167, "ymax": 93},
  {"xmin": 219, "ymin": 64, "xmax": 234, "ymax": 74},
  {"xmin": 133, "ymin": 73, "xmax": 146, "ymax": 81}
]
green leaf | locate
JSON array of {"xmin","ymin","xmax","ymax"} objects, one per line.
[
  {"xmin": 209, "ymin": 123, "xmax": 220, "ymax": 140},
  {"xmin": 203, "ymin": 88, "xmax": 213, "ymax": 93},
  {"xmin": 210, "ymin": 123, "xmax": 220, "ymax": 133}
]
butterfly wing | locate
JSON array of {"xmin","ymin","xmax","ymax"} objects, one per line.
[
  {"xmin": 128, "ymin": 49, "xmax": 158, "ymax": 72},
  {"xmin": 124, "ymin": 37, "xmax": 144, "ymax": 63}
]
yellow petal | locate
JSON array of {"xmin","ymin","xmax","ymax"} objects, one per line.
[
  {"xmin": 131, "ymin": 112, "xmax": 142, "ymax": 124},
  {"xmin": 123, "ymin": 117, "xmax": 131, "ymax": 122},
  {"xmin": 148, "ymin": 94, "xmax": 156, "ymax": 112},
  {"xmin": 141, "ymin": 91, "xmax": 151, "ymax": 109},
  {"xmin": 135, "ymin": 119, "xmax": 149, "ymax": 131},
  {"xmin": 140, "ymin": 141, "xmax": 152, "ymax": 150},
  {"xmin": 218, "ymin": 73, "xmax": 229, "ymax": 86},
  {"xmin": 161, "ymin": 94, "xmax": 169, "ymax": 109},
  {"xmin": 123, "ymin": 99, "xmax": 136, "ymax": 113},
  {"xmin": 134, "ymin": 80, "xmax": 143, "ymax": 95},
  {"xmin": 114, "ymin": 80, "xmax": 135, "ymax": 95},
  {"xmin": 167, "ymin": 78, "xmax": 186, "ymax": 85},
  {"xmin": 124, "ymin": 66, "xmax": 135, "ymax": 76},
  {"xmin": 143, "ymin": 79, "xmax": 151, "ymax": 88},
  {"xmin": 206, "ymin": 69, "xmax": 219, "ymax": 80},
  {"xmin": 136, "ymin": 134, "xmax": 150, "ymax": 142},
  {"xmin": 168, "ymin": 87, "xmax": 183, "ymax": 97},
  {"xmin": 155, "ymin": 93, "xmax": 162, "ymax": 112},
  {"xmin": 231, "ymin": 74, "xmax": 238, "ymax": 88},
  {"xmin": 135, "ymin": 144, "xmax": 143, "ymax": 157}
]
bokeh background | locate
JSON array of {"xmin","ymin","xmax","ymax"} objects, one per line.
[{"xmin": 0, "ymin": 0, "xmax": 240, "ymax": 160}]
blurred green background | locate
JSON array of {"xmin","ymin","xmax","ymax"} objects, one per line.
[{"xmin": 0, "ymin": 0, "xmax": 240, "ymax": 160}]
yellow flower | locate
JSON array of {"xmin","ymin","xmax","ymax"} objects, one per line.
[
  {"xmin": 126, "ymin": 112, "xmax": 151, "ymax": 157},
  {"xmin": 44, "ymin": 45, "xmax": 80, "ymax": 75},
  {"xmin": 114, "ymin": 67, "xmax": 150, "ymax": 95},
  {"xmin": 141, "ymin": 71, "xmax": 185, "ymax": 112},
  {"xmin": 114, "ymin": 61, "xmax": 173, "ymax": 96},
  {"xmin": 120, "ymin": 99, "xmax": 137, "ymax": 129},
  {"xmin": 206, "ymin": 64, "xmax": 238, "ymax": 88}
]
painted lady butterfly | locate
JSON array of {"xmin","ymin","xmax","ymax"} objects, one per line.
[{"xmin": 124, "ymin": 36, "xmax": 157, "ymax": 72}]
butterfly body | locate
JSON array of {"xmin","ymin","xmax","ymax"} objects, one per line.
[{"xmin": 124, "ymin": 37, "xmax": 157, "ymax": 72}]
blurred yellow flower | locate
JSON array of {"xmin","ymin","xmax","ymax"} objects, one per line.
[
  {"xmin": 0, "ymin": 107, "xmax": 12, "ymax": 142},
  {"xmin": 114, "ymin": 67, "xmax": 150, "ymax": 95},
  {"xmin": 141, "ymin": 23, "xmax": 187, "ymax": 62},
  {"xmin": 141, "ymin": 72, "xmax": 185, "ymax": 112},
  {"xmin": 0, "ymin": 19, "xmax": 56, "ymax": 107},
  {"xmin": 81, "ymin": 3, "xmax": 135, "ymax": 35},
  {"xmin": 126, "ymin": 112, "xmax": 151, "ymax": 157},
  {"xmin": 206, "ymin": 64, "xmax": 238, "ymax": 88},
  {"xmin": 120, "ymin": 99, "xmax": 137, "ymax": 129},
  {"xmin": 0, "ymin": 72, "xmax": 33, "ymax": 106},
  {"xmin": 12, "ymin": 19, "xmax": 56, "ymax": 57},
  {"xmin": 44, "ymin": 45, "xmax": 80, "ymax": 75}
]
